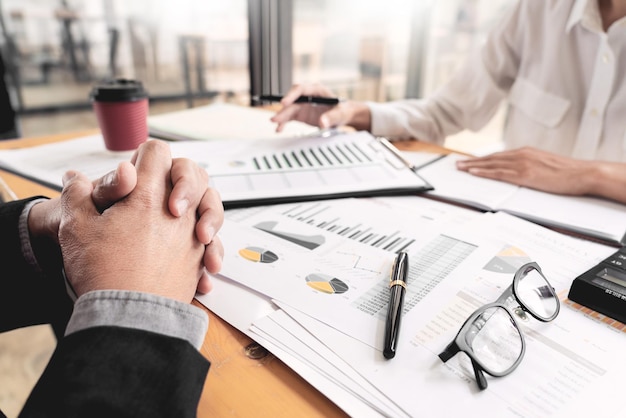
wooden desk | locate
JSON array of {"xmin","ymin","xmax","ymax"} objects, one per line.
[{"xmin": 0, "ymin": 131, "xmax": 442, "ymax": 417}]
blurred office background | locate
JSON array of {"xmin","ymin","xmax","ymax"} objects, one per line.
[
  {"xmin": 0, "ymin": 0, "xmax": 513, "ymax": 415},
  {"xmin": 1, "ymin": 0, "xmax": 513, "ymax": 149}
]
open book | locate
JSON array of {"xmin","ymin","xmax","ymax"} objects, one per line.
[{"xmin": 416, "ymin": 154, "xmax": 626, "ymax": 245}]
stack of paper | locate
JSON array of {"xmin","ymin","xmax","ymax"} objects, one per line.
[
  {"xmin": 2, "ymin": 125, "xmax": 625, "ymax": 416},
  {"xmin": 197, "ymin": 195, "xmax": 625, "ymax": 417}
]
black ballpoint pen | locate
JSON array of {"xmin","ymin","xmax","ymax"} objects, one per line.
[
  {"xmin": 255, "ymin": 94, "xmax": 340, "ymax": 105},
  {"xmin": 383, "ymin": 251, "xmax": 409, "ymax": 359}
]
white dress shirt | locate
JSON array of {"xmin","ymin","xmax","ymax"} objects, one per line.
[{"xmin": 368, "ymin": 0, "xmax": 626, "ymax": 161}]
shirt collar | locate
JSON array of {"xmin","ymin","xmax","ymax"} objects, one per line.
[{"xmin": 566, "ymin": 0, "xmax": 603, "ymax": 33}]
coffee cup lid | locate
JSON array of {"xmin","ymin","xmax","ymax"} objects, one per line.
[{"xmin": 90, "ymin": 78, "xmax": 149, "ymax": 102}]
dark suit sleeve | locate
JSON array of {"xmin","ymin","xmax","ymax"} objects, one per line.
[
  {"xmin": 0, "ymin": 199, "xmax": 73, "ymax": 335},
  {"xmin": 19, "ymin": 326, "xmax": 210, "ymax": 418},
  {"xmin": 0, "ymin": 51, "xmax": 17, "ymax": 136}
]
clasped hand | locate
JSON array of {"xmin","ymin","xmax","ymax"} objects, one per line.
[{"xmin": 34, "ymin": 140, "xmax": 223, "ymax": 303}]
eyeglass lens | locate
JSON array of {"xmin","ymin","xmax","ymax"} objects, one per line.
[
  {"xmin": 465, "ymin": 306, "xmax": 523, "ymax": 374},
  {"xmin": 516, "ymin": 265, "xmax": 559, "ymax": 321}
]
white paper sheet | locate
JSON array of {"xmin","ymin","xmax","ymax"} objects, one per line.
[
  {"xmin": 418, "ymin": 154, "xmax": 626, "ymax": 244},
  {"xmin": 216, "ymin": 196, "xmax": 482, "ymax": 347},
  {"xmin": 148, "ymin": 102, "xmax": 318, "ymax": 141}
]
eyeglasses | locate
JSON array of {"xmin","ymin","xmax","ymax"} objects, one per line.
[{"xmin": 438, "ymin": 262, "xmax": 559, "ymax": 390}]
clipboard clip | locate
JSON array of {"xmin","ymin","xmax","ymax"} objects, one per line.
[{"xmin": 375, "ymin": 136, "xmax": 416, "ymax": 172}]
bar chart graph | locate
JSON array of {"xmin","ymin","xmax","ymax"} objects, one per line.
[{"xmin": 281, "ymin": 201, "xmax": 416, "ymax": 253}]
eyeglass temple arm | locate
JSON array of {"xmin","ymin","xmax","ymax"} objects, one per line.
[
  {"xmin": 438, "ymin": 341, "xmax": 460, "ymax": 362},
  {"xmin": 471, "ymin": 358, "xmax": 488, "ymax": 390},
  {"xmin": 439, "ymin": 342, "xmax": 489, "ymax": 390}
]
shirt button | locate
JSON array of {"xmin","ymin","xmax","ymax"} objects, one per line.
[
  {"xmin": 602, "ymin": 53, "xmax": 610, "ymax": 63},
  {"xmin": 590, "ymin": 108, "xmax": 599, "ymax": 117}
]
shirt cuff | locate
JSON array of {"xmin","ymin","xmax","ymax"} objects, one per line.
[
  {"xmin": 66, "ymin": 290, "xmax": 209, "ymax": 350},
  {"xmin": 367, "ymin": 101, "xmax": 410, "ymax": 139},
  {"xmin": 19, "ymin": 198, "xmax": 48, "ymax": 273}
]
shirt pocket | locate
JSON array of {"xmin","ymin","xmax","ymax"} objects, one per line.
[{"xmin": 508, "ymin": 78, "xmax": 570, "ymax": 128}]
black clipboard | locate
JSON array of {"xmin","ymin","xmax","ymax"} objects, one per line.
[{"xmin": 191, "ymin": 131, "xmax": 433, "ymax": 209}]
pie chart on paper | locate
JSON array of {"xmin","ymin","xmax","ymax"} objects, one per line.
[
  {"xmin": 239, "ymin": 246, "xmax": 279, "ymax": 263},
  {"xmin": 305, "ymin": 273, "xmax": 349, "ymax": 294},
  {"xmin": 483, "ymin": 245, "xmax": 531, "ymax": 274}
]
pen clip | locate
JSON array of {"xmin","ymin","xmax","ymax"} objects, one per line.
[
  {"xmin": 389, "ymin": 256, "xmax": 399, "ymax": 284},
  {"xmin": 389, "ymin": 251, "xmax": 409, "ymax": 287}
]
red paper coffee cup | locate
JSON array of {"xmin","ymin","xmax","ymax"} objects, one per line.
[{"xmin": 90, "ymin": 79, "xmax": 149, "ymax": 151}]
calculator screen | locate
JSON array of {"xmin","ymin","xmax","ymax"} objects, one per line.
[{"xmin": 596, "ymin": 267, "xmax": 626, "ymax": 290}]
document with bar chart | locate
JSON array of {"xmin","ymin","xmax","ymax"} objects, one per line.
[
  {"xmin": 213, "ymin": 195, "xmax": 490, "ymax": 347},
  {"xmin": 169, "ymin": 130, "xmax": 432, "ymax": 208},
  {"xmin": 0, "ymin": 131, "xmax": 431, "ymax": 209}
]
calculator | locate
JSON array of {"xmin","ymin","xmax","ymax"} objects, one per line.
[{"xmin": 568, "ymin": 247, "xmax": 626, "ymax": 324}]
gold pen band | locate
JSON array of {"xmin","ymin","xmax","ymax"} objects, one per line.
[{"xmin": 389, "ymin": 280, "xmax": 407, "ymax": 289}]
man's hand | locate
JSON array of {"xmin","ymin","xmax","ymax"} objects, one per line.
[
  {"xmin": 161, "ymin": 156, "xmax": 223, "ymax": 293},
  {"xmin": 27, "ymin": 161, "xmax": 137, "ymax": 247},
  {"xmin": 58, "ymin": 140, "xmax": 212, "ymax": 302},
  {"xmin": 27, "ymin": 141, "xmax": 223, "ymax": 293}
]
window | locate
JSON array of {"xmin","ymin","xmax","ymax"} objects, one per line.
[{"xmin": 0, "ymin": 0, "xmax": 249, "ymax": 111}]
